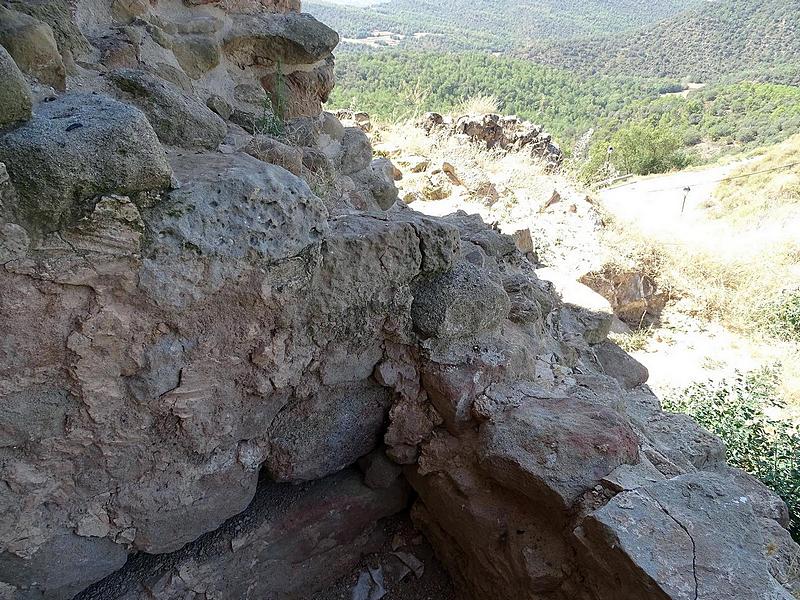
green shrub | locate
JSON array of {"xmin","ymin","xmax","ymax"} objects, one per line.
[
  {"xmin": 663, "ymin": 366, "xmax": 800, "ymax": 537},
  {"xmin": 608, "ymin": 121, "xmax": 689, "ymax": 175},
  {"xmin": 771, "ymin": 291, "xmax": 800, "ymax": 342},
  {"xmin": 749, "ymin": 290, "xmax": 800, "ymax": 343}
]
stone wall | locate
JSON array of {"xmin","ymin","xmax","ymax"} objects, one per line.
[{"xmin": 0, "ymin": 2, "xmax": 798, "ymax": 600}]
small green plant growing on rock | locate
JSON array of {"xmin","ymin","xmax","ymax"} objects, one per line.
[
  {"xmin": 256, "ymin": 60, "xmax": 287, "ymax": 138},
  {"xmin": 664, "ymin": 365, "xmax": 800, "ymax": 538}
]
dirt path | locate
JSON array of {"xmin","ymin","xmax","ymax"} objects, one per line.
[
  {"xmin": 598, "ymin": 161, "xmax": 747, "ymax": 241},
  {"xmin": 598, "ymin": 162, "xmax": 798, "ymax": 404}
]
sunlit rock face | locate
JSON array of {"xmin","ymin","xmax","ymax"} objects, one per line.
[{"xmin": 0, "ymin": 1, "xmax": 798, "ymax": 599}]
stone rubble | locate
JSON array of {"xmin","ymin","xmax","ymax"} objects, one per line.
[
  {"xmin": 0, "ymin": 2, "xmax": 797, "ymax": 600},
  {"xmin": 421, "ymin": 111, "xmax": 564, "ymax": 170}
]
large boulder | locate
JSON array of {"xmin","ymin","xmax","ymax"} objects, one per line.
[
  {"xmin": 0, "ymin": 46, "xmax": 32, "ymax": 128},
  {"xmin": 265, "ymin": 383, "xmax": 393, "ymax": 482},
  {"xmin": 223, "ymin": 12, "xmax": 338, "ymax": 117},
  {"xmin": 577, "ymin": 472, "xmax": 791, "ymax": 599},
  {"xmin": 581, "ymin": 268, "xmax": 669, "ymax": 326},
  {"xmin": 170, "ymin": 32, "xmax": 222, "ymax": 79},
  {"xmin": 479, "ymin": 396, "xmax": 641, "ymax": 510},
  {"xmin": 339, "ymin": 127, "xmax": 373, "ymax": 175},
  {"xmin": 0, "ymin": 6, "xmax": 65, "ymax": 90},
  {"xmin": 139, "ymin": 152, "xmax": 328, "ymax": 308},
  {"xmin": 0, "ymin": 93, "xmax": 172, "ymax": 233},
  {"xmin": 351, "ymin": 158, "xmax": 401, "ymax": 211},
  {"xmin": 223, "ymin": 12, "xmax": 339, "ymax": 66},
  {"xmin": 411, "ymin": 262, "xmax": 510, "ymax": 340},
  {"xmin": 229, "ymin": 82, "xmax": 270, "ymax": 132},
  {"xmin": 109, "ymin": 69, "xmax": 227, "ymax": 150},
  {"xmin": 262, "ymin": 56, "xmax": 337, "ymax": 117}
]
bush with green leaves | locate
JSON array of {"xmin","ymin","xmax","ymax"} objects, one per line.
[
  {"xmin": 606, "ymin": 121, "xmax": 689, "ymax": 175},
  {"xmin": 663, "ymin": 366, "xmax": 800, "ymax": 537},
  {"xmin": 766, "ymin": 291, "xmax": 800, "ymax": 342}
]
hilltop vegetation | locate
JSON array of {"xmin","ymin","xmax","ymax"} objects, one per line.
[
  {"xmin": 525, "ymin": 0, "xmax": 800, "ymax": 84},
  {"xmin": 329, "ymin": 51, "xmax": 800, "ymax": 175},
  {"xmin": 307, "ymin": 0, "xmax": 701, "ymax": 51},
  {"xmin": 310, "ymin": 0, "xmax": 800, "ymax": 85},
  {"xmin": 320, "ymin": 0, "xmax": 800, "ymax": 180}
]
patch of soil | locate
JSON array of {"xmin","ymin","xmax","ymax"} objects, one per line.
[{"xmin": 312, "ymin": 512, "xmax": 457, "ymax": 600}]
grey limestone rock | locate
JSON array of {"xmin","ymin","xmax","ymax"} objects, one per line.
[
  {"xmin": 109, "ymin": 69, "xmax": 227, "ymax": 150},
  {"xmin": 0, "ymin": 93, "xmax": 171, "ymax": 233},
  {"xmin": 578, "ymin": 472, "xmax": 790, "ymax": 600},
  {"xmin": 0, "ymin": 46, "xmax": 32, "ymax": 128},
  {"xmin": 411, "ymin": 261, "xmax": 510, "ymax": 339},
  {"xmin": 139, "ymin": 152, "xmax": 328, "ymax": 308}
]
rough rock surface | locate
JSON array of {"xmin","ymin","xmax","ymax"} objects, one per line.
[
  {"xmin": 0, "ymin": 46, "xmax": 32, "ymax": 128},
  {"xmin": 244, "ymin": 133, "xmax": 304, "ymax": 174},
  {"xmin": 0, "ymin": 93, "xmax": 171, "ymax": 233},
  {"xmin": 109, "ymin": 68, "xmax": 228, "ymax": 150},
  {"xmin": 0, "ymin": 5, "xmax": 66, "ymax": 90},
  {"xmin": 578, "ymin": 471, "xmax": 791, "ymax": 599},
  {"xmin": 422, "ymin": 111, "xmax": 564, "ymax": 170},
  {"xmin": 0, "ymin": 2, "xmax": 798, "ymax": 600},
  {"xmin": 581, "ymin": 267, "xmax": 669, "ymax": 325},
  {"xmin": 74, "ymin": 469, "xmax": 409, "ymax": 600}
]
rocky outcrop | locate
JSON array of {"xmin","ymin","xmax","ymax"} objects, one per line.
[
  {"xmin": 0, "ymin": 2, "xmax": 798, "ymax": 600},
  {"xmin": 581, "ymin": 267, "xmax": 669, "ymax": 326},
  {"xmin": 422, "ymin": 111, "xmax": 564, "ymax": 170},
  {"xmin": 0, "ymin": 46, "xmax": 32, "ymax": 128}
]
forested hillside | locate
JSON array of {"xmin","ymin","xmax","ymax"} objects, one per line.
[
  {"xmin": 330, "ymin": 52, "xmax": 676, "ymax": 139},
  {"xmin": 307, "ymin": 0, "xmax": 702, "ymax": 51},
  {"xmin": 320, "ymin": 0, "xmax": 800, "ymax": 179},
  {"xmin": 330, "ymin": 51, "xmax": 800, "ymax": 152},
  {"xmin": 525, "ymin": 0, "xmax": 800, "ymax": 84}
]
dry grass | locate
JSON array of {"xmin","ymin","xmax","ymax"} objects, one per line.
[
  {"xmin": 609, "ymin": 327, "xmax": 654, "ymax": 353},
  {"xmin": 602, "ymin": 219, "xmax": 800, "ymax": 404},
  {"xmin": 711, "ymin": 134, "xmax": 800, "ymax": 222},
  {"xmin": 603, "ymin": 226, "xmax": 799, "ymax": 332},
  {"xmin": 453, "ymin": 94, "xmax": 501, "ymax": 116}
]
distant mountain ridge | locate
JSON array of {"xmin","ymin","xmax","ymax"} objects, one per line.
[
  {"xmin": 525, "ymin": 0, "xmax": 800, "ymax": 83},
  {"xmin": 306, "ymin": 0, "xmax": 704, "ymax": 51}
]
